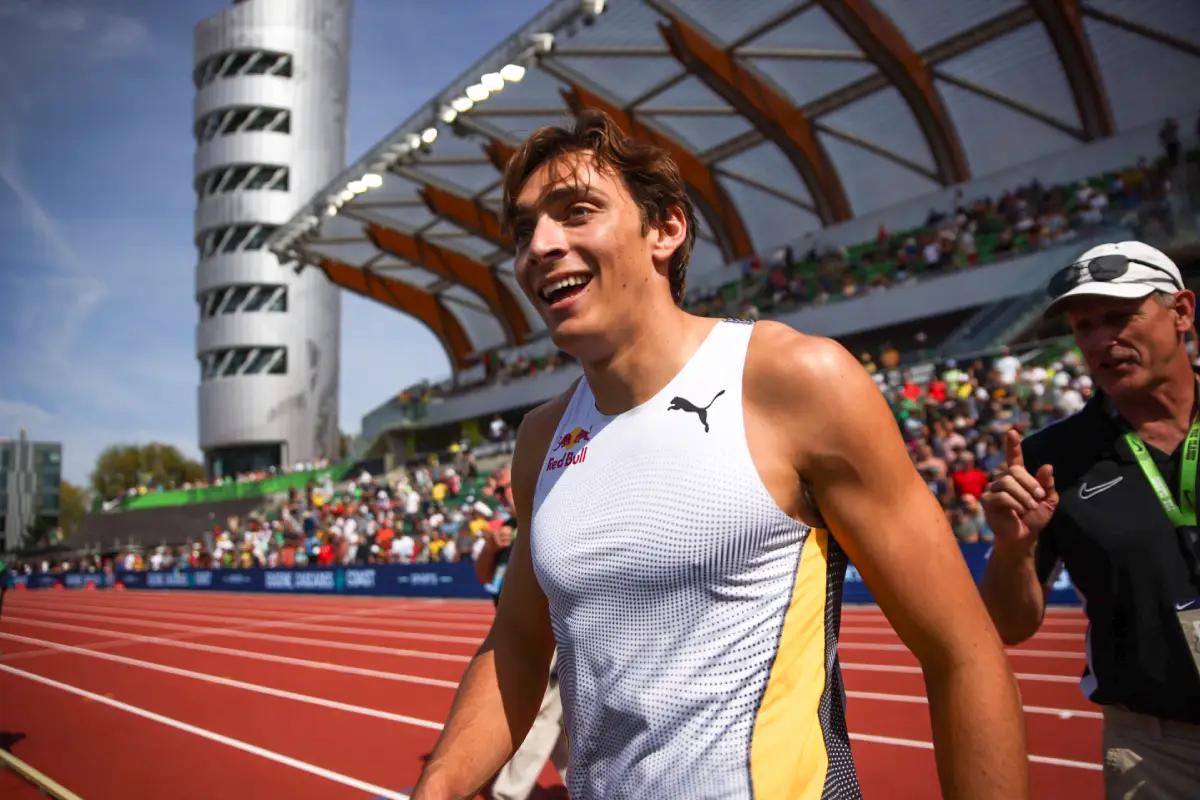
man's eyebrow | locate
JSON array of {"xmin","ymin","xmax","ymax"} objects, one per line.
[{"xmin": 513, "ymin": 184, "xmax": 602, "ymax": 217}]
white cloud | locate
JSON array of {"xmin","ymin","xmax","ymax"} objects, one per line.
[
  {"xmin": 0, "ymin": 1, "xmax": 149, "ymax": 59},
  {"xmin": 95, "ymin": 14, "xmax": 149, "ymax": 58},
  {"xmin": 0, "ymin": 398, "xmax": 56, "ymax": 431}
]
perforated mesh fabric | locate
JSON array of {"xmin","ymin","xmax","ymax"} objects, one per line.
[{"xmin": 530, "ymin": 321, "xmax": 860, "ymax": 798}]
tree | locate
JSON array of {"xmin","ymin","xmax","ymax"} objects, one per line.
[
  {"xmin": 22, "ymin": 515, "xmax": 56, "ymax": 551},
  {"xmin": 59, "ymin": 481, "xmax": 86, "ymax": 537},
  {"xmin": 90, "ymin": 443, "xmax": 205, "ymax": 499}
]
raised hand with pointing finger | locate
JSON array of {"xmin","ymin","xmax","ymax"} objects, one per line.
[{"xmin": 980, "ymin": 429, "xmax": 1059, "ymax": 545}]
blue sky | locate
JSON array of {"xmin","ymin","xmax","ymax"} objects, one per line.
[{"xmin": 0, "ymin": 0, "xmax": 549, "ymax": 486}]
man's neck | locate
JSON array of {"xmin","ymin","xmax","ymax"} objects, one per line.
[
  {"xmin": 581, "ymin": 307, "xmax": 717, "ymax": 416},
  {"xmin": 1110, "ymin": 356, "xmax": 1198, "ymax": 440}
]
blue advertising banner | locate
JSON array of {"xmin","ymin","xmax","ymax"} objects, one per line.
[
  {"xmin": 109, "ymin": 563, "xmax": 491, "ymax": 600},
  {"xmin": 63, "ymin": 572, "xmax": 110, "ymax": 590},
  {"xmin": 27, "ymin": 545, "xmax": 1079, "ymax": 606},
  {"xmin": 23, "ymin": 573, "xmax": 66, "ymax": 589},
  {"xmin": 839, "ymin": 542, "xmax": 1079, "ymax": 606}
]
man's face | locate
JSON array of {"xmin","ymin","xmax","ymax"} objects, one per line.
[
  {"xmin": 1065, "ymin": 291, "xmax": 1194, "ymax": 398},
  {"xmin": 510, "ymin": 152, "xmax": 683, "ymax": 355}
]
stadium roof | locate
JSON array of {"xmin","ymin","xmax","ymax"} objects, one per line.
[{"xmin": 269, "ymin": 0, "xmax": 1200, "ymax": 371}]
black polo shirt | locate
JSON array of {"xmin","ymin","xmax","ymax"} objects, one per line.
[{"xmin": 1023, "ymin": 393, "xmax": 1200, "ymax": 723}]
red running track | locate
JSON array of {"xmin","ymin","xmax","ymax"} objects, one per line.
[{"xmin": 0, "ymin": 590, "xmax": 1102, "ymax": 799}]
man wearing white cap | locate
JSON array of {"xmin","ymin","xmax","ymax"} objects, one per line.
[{"xmin": 980, "ymin": 241, "xmax": 1200, "ymax": 798}]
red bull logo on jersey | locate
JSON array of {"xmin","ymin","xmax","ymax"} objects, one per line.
[
  {"xmin": 552, "ymin": 426, "xmax": 591, "ymax": 452},
  {"xmin": 547, "ymin": 426, "xmax": 591, "ymax": 472}
]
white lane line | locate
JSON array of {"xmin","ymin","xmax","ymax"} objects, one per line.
[
  {"xmin": 0, "ymin": 632, "xmax": 446, "ymax": 731},
  {"xmin": 3, "ymin": 631, "xmax": 1098, "ymax": 775},
  {"xmin": 3, "ymin": 617, "xmax": 460, "ymax": 689},
  {"xmin": 840, "ymin": 661, "xmax": 1081, "ymax": 684},
  {"xmin": 30, "ymin": 592, "xmax": 492, "ymax": 618},
  {"xmin": 10, "ymin": 608, "xmax": 474, "ymax": 660},
  {"xmin": 4, "ymin": 616, "xmax": 1099, "ymax": 720},
  {"xmin": 14, "ymin": 600, "xmax": 491, "ymax": 635},
  {"xmin": 0, "ymin": 606, "xmax": 404, "ymax": 664},
  {"xmin": 9, "ymin": 615, "xmax": 1099, "ymax": 722},
  {"xmin": 839, "ymin": 626, "xmax": 1084, "ymax": 641},
  {"xmin": 845, "ymin": 689, "xmax": 1101, "ymax": 720},
  {"xmin": 841, "ymin": 611, "xmax": 1088, "ymax": 628},
  {"xmin": 848, "ymin": 732, "xmax": 1101, "ymax": 771},
  {"xmin": 33, "ymin": 595, "xmax": 499, "ymax": 624},
  {"xmin": 3, "ymin": 614, "xmax": 468, "ymax": 662},
  {"xmin": 840, "ymin": 642, "xmax": 1083, "ymax": 659},
  {"xmin": 0, "ymin": 664, "xmax": 412, "ymax": 799}
]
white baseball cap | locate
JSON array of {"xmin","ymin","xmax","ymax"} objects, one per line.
[{"xmin": 1044, "ymin": 240, "xmax": 1183, "ymax": 317}]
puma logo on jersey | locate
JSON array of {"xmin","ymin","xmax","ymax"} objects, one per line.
[{"xmin": 668, "ymin": 390, "xmax": 725, "ymax": 433}]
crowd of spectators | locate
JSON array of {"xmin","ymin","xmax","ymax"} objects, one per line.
[
  {"xmin": 391, "ymin": 133, "xmax": 1190, "ymax": 417},
  {"xmin": 9, "ymin": 336, "xmax": 1115, "ymax": 579},
  {"xmin": 13, "ymin": 451, "xmax": 517, "ymax": 577},
  {"xmin": 880, "ymin": 341, "xmax": 1093, "ymax": 544}
]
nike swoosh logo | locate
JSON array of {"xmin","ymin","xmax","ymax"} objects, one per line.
[
  {"xmin": 1079, "ymin": 477, "xmax": 1123, "ymax": 500},
  {"xmin": 1176, "ymin": 600, "xmax": 1198, "ymax": 612}
]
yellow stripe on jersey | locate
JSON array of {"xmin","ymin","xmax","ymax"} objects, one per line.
[{"xmin": 750, "ymin": 528, "xmax": 831, "ymax": 799}]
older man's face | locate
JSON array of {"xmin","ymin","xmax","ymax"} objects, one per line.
[{"xmin": 1064, "ymin": 291, "xmax": 1194, "ymax": 398}]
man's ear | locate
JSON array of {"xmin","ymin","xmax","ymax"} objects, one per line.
[{"xmin": 650, "ymin": 205, "xmax": 687, "ymax": 270}]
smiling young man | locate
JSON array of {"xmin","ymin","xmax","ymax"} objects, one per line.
[
  {"xmin": 412, "ymin": 111, "xmax": 1028, "ymax": 800},
  {"xmin": 981, "ymin": 241, "xmax": 1200, "ymax": 798}
]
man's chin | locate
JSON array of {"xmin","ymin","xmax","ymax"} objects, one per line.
[
  {"xmin": 1096, "ymin": 368, "xmax": 1147, "ymax": 397},
  {"xmin": 549, "ymin": 320, "xmax": 611, "ymax": 361}
]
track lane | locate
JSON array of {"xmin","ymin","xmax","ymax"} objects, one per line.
[
  {"xmin": 0, "ymin": 666, "xmax": 387, "ymax": 799},
  {"xmin": 7, "ymin": 589, "xmax": 1098, "ymax": 799},
  {"xmin": 4, "ymin": 633, "xmax": 442, "ymax": 795}
]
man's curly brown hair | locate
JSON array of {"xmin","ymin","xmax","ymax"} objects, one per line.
[{"xmin": 500, "ymin": 110, "xmax": 697, "ymax": 306}]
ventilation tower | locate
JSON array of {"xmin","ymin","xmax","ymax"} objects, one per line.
[{"xmin": 193, "ymin": 0, "xmax": 351, "ymax": 477}]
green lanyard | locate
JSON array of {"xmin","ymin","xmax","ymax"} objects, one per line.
[{"xmin": 1123, "ymin": 422, "xmax": 1200, "ymax": 528}]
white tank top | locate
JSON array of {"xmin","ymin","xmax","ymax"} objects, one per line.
[{"xmin": 530, "ymin": 320, "xmax": 860, "ymax": 800}]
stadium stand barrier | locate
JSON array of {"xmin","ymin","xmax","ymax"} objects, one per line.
[
  {"xmin": 15, "ymin": 544, "xmax": 1081, "ymax": 605},
  {"xmin": 114, "ymin": 461, "xmax": 352, "ymax": 511}
]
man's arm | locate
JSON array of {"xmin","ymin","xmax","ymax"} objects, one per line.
[
  {"xmin": 412, "ymin": 396, "xmax": 566, "ymax": 800},
  {"xmin": 474, "ymin": 537, "xmax": 499, "ymax": 586},
  {"xmin": 980, "ymin": 431, "xmax": 1061, "ymax": 646},
  {"xmin": 747, "ymin": 325, "xmax": 1029, "ymax": 800},
  {"xmin": 980, "ymin": 537, "xmax": 1052, "ymax": 646}
]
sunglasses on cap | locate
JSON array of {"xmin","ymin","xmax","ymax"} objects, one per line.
[{"xmin": 1047, "ymin": 253, "xmax": 1182, "ymax": 300}]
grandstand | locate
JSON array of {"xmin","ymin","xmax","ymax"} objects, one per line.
[{"xmin": 264, "ymin": 0, "xmax": 1200, "ymax": 466}]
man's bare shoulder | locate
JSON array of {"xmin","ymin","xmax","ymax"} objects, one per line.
[{"xmin": 746, "ymin": 321, "xmax": 873, "ymax": 405}]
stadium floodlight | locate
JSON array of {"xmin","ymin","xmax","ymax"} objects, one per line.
[
  {"xmin": 451, "ymin": 96, "xmax": 474, "ymax": 113},
  {"xmin": 528, "ymin": 32, "xmax": 555, "ymax": 55},
  {"xmin": 500, "ymin": 63, "xmax": 526, "ymax": 83},
  {"xmin": 481, "ymin": 72, "xmax": 504, "ymax": 93},
  {"xmin": 338, "ymin": 189, "xmax": 354, "ymax": 202},
  {"xmin": 362, "ymin": 173, "xmax": 383, "ymax": 189},
  {"xmin": 408, "ymin": 133, "xmax": 422, "ymax": 149},
  {"xmin": 440, "ymin": 106, "xmax": 458, "ymax": 124},
  {"xmin": 465, "ymin": 83, "xmax": 489, "ymax": 103},
  {"xmin": 580, "ymin": 0, "xmax": 606, "ymax": 18},
  {"xmin": 421, "ymin": 127, "xmax": 439, "ymax": 144},
  {"xmin": 325, "ymin": 205, "xmax": 338, "ymax": 217},
  {"xmin": 347, "ymin": 179, "xmax": 367, "ymax": 194}
]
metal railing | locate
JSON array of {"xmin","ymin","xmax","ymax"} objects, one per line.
[{"xmin": 0, "ymin": 748, "xmax": 84, "ymax": 800}]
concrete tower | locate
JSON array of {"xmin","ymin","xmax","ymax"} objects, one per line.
[{"xmin": 193, "ymin": 0, "xmax": 350, "ymax": 477}]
